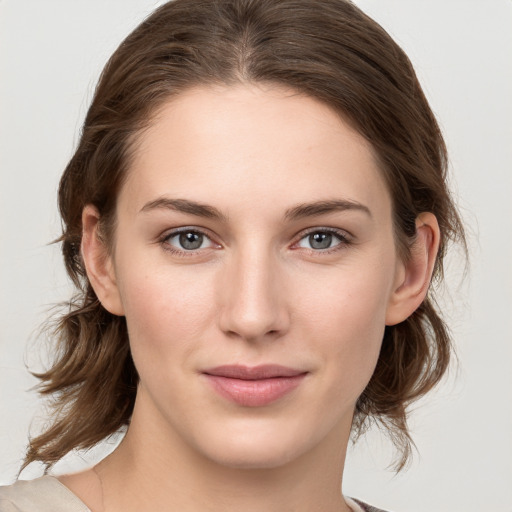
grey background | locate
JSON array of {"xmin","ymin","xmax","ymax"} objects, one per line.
[{"xmin": 1, "ymin": 1, "xmax": 511, "ymax": 510}]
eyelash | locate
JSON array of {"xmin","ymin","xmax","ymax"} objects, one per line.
[
  {"xmin": 293, "ymin": 227, "xmax": 351, "ymax": 254},
  {"xmin": 158, "ymin": 227, "xmax": 218, "ymax": 258},
  {"xmin": 158, "ymin": 226, "xmax": 352, "ymax": 257}
]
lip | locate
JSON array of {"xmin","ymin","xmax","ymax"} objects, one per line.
[{"xmin": 202, "ymin": 365, "xmax": 308, "ymax": 407}]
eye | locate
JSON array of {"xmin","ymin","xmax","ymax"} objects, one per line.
[
  {"xmin": 295, "ymin": 229, "xmax": 347, "ymax": 251},
  {"xmin": 162, "ymin": 228, "xmax": 217, "ymax": 252}
]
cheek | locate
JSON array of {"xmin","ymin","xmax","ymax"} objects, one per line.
[
  {"xmin": 299, "ymin": 256, "xmax": 392, "ymax": 334},
  {"xmin": 296, "ymin": 258, "xmax": 394, "ymax": 389},
  {"xmin": 116, "ymin": 262, "xmax": 217, "ymax": 366}
]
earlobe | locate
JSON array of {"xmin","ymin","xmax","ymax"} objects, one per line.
[
  {"xmin": 385, "ymin": 212, "xmax": 440, "ymax": 326},
  {"xmin": 81, "ymin": 205, "xmax": 125, "ymax": 316}
]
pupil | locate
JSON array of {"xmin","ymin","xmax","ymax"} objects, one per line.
[
  {"xmin": 310, "ymin": 232, "xmax": 332, "ymax": 249},
  {"xmin": 179, "ymin": 232, "xmax": 203, "ymax": 250}
]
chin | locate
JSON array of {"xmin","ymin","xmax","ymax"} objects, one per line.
[
  {"xmin": 191, "ymin": 419, "xmax": 322, "ymax": 471},
  {"xmin": 204, "ymin": 443, "xmax": 301, "ymax": 470}
]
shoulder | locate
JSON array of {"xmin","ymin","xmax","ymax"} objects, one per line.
[{"xmin": 0, "ymin": 476, "xmax": 90, "ymax": 512}]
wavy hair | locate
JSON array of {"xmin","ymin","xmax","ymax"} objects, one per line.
[{"xmin": 23, "ymin": 0, "xmax": 466, "ymax": 472}]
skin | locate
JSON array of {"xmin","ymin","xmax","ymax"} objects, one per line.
[{"xmin": 63, "ymin": 83, "xmax": 439, "ymax": 512}]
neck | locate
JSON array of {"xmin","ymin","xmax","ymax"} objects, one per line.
[{"xmin": 93, "ymin": 397, "xmax": 353, "ymax": 512}]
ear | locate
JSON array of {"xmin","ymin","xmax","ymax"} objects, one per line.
[
  {"xmin": 81, "ymin": 205, "xmax": 125, "ymax": 316},
  {"xmin": 385, "ymin": 212, "xmax": 440, "ymax": 326}
]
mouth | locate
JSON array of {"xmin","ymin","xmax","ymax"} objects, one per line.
[{"xmin": 202, "ymin": 365, "xmax": 308, "ymax": 407}]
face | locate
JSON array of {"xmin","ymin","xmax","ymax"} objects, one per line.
[{"xmin": 102, "ymin": 83, "xmax": 406, "ymax": 469}]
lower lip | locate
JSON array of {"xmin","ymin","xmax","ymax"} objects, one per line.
[{"xmin": 204, "ymin": 374, "xmax": 307, "ymax": 407}]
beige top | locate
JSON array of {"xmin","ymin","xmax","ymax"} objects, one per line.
[
  {"xmin": 0, "ymin": 476, "xmax": 369, "ymax": 512},
  {"xmin": 0, "ymin": 476, "xmax": 91, "ymax": 512}
]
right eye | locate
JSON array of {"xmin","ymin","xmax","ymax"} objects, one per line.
[{"xmin": 161, "ymin": 228, "xmax": 218, "ymax": 254}]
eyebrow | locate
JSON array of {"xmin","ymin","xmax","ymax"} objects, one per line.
[
  {"xmin": 140, "ymin": 197, "xmax": 228, "ymax": 222},
  {"xmin": 139, "ymin": 197, "xmax": 371, "ymax": 222},
  {"xmin": 284, "ymin": 199, "xmax": 372, "ymax": 221}
]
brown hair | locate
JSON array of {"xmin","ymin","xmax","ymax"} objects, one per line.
[{"xmin": 24, "ymin": 0, "xmax": 466, "ymax": 471}]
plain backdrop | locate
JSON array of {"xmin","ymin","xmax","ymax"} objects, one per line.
[{"xmin": 1, "ymin": 1, "xmax": 511, "ymax": 511}]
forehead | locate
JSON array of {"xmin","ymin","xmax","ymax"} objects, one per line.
[{"xmin": 120, "ymin": 83, "xmax": 390, "ymax": 220}]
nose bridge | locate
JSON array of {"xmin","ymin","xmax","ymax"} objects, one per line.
[{"xmin": 218, "ymin": 239, "xmax": 288, "ymax": 341}]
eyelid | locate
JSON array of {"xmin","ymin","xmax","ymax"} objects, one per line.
[
  {"xmin": 158, "ymin": 226, "xmax": 221, "ymax": 255},
  {"xmin": 290, "ymin": 226, "xmax": 352, "ymax": 252},
  {"xmin": 157, "ymin": 225, "xmax": 352, "ymax": 257}
]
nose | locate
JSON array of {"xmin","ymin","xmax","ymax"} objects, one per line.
[{"xmin": 217, "ymin": 245, "xmax": 290, "ymax": 342}]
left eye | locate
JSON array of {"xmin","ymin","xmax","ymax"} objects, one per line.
[
  {"xmin": 296, "ymin": 231, "xmax": 344, "ymax": 250},
  {"xmin": 165, "ymin": 230, "xmax": 214, "ymax": 251}
]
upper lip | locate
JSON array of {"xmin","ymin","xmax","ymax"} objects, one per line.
[{"xmin": 203, "ymin": 364, "xmax": 307, "ymax": 380}]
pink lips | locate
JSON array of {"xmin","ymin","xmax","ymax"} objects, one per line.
[{"xmin": 203, "ymin": 365, "xmax": 307, "ymax": 407}]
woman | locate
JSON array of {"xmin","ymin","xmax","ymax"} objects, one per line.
[{"xmin": 0, "ymin": 0, "xmax": 465, "ymax": 510}]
